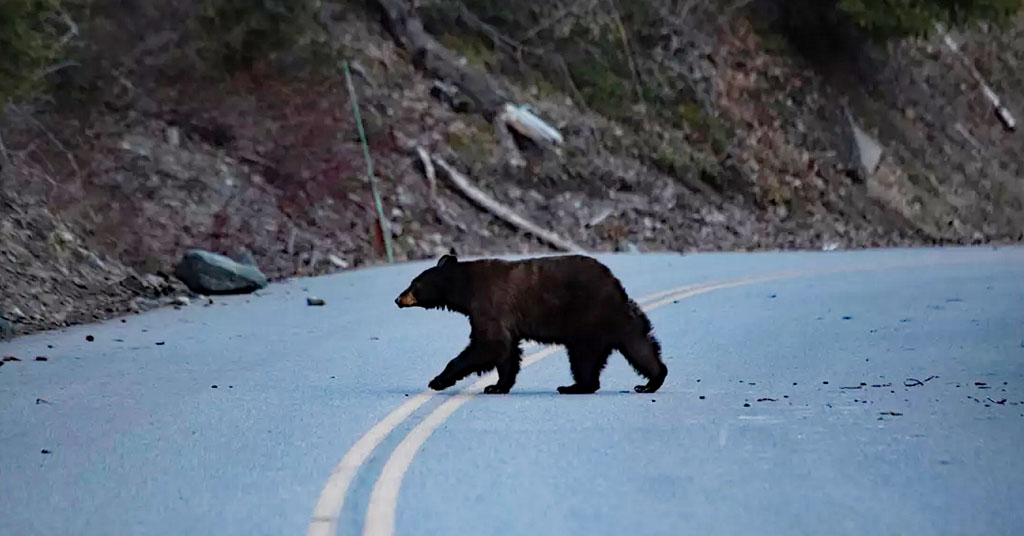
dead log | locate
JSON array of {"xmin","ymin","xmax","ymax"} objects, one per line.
[
  {"xmin": 935, "ymin": 23, "xmax": 1016, "ymax": 132},
  {"xmin": 373, "ymin": 0, "xmax": 509, "ymax": 119},
  {"xmin": 430, "ymin": 154, "xmax": 584, "ymax": 252}
]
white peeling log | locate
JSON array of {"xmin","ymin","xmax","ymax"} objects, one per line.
[
  {"xmin": 499, "ymin": 103, "xmax": 564, "ymax": 145},
  {"xmin": 431, "ymin": 155, "xmax": 584, "ymax": 253},
  {"xmin": 936, "ymin": 23, "xmax": 1016, "ymax": 132}
]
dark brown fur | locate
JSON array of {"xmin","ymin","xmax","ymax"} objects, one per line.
[{"xmin": 395, "ymin": 252, "xmax": 667, "ymax": 394}]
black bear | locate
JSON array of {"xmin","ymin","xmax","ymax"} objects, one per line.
[{"xmin": 394, "ymin": 251, "xmax": 667, "ymax": 394}]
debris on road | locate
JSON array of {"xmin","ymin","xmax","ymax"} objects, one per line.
[
  {"xmin": 3, "ymin": 356, "xmax": 21, "ymax": 362},
  {"xmin": 40, "ymin": 449, "xmax": 51, "ymax": 454},
  {"xmin": 307, "ymin": 297, "xmax": 326, "ymax": 306},
  {"xmin": 34, "ymin": 356, "xmax": 48, "ymax": 361},
  {"xmin": 905, "ymin": 376, "xmax": 937, "ymax": 387},
  {"xmin": 757, "ymin": 398, "xmax": 777, "ymax": 402},
  {"xmin": 35, "ymin": 398, "xmax": 52, "ymax": 405},
  {"xmin": 86, "ymin": 335, "xmax": 94, "ymax": 342}
]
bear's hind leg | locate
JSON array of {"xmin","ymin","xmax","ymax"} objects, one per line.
[
  {"xmin": 557, "ymin": 343, "xmax": 610, "ymax": 394},
  {"xmin": 619, "ymin": 332, "xmax": 668, "ymax": 393},
  {"xmin": 484, "ymin": 343, "xmax": 522, "ymax": 394}
]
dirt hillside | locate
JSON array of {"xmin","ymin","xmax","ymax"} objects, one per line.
[{"xmin": 1, "ymin": 0, "xmax": 1021, "ymax": 338}]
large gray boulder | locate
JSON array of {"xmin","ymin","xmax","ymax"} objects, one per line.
[{"xmin": 173, "ymin": 249, "xmax": 268, "ymax": 295}]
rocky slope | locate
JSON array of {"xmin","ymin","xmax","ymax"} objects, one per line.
[{"xmin": 1, "ymin": 0, "xmax": 1021, "ymax": 339}]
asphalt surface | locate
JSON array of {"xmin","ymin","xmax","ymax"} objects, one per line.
[{"xmin": 2, "ymin": 247, "xmax": 1023, "ymax": 536}]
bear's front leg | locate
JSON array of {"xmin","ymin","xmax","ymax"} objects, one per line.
[
  {"xmin": 428, "ymin": 341, "xmax": 497, "ymax": 391},
  {"xmin": 483, "ymin": 343, "xmax": 522, "ymax": 394},
  {"xmin": 428, "ymin": 374, "xmax": 457, "ymax": 391}
]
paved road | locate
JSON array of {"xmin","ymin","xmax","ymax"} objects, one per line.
[{"xmin": 2, "ymin": 247, "xmax": 1023, "ymax": 536}]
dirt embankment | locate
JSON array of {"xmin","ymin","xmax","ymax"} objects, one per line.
[{"xmin": 1, "ymin": 0, "xmax": 1021, "ymax": 339}]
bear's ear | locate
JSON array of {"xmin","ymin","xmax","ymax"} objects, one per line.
[{"xmin": 437, "ymin": 254, "xmax": 457, "ymax": 268}]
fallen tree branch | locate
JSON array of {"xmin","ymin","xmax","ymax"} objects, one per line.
[
  {"xmin": 555, "ymin": 55, "xmax": 589, "ymax": 111},
  {"xmin": 606, "ymin": 0, "xmax": 645, "ymax": 107},
  {"xmin": 56, "ymin": 9, "xmax": 79, "ymax": 46},
  {"xmin": 34, "ymin": 59, "xmax": 80, "ymax": 80},
  {"xmin": 409, "ymin": 141, "xmax": 481, "ymax": 234},
  {"xmin": 431, "ymin": 154, "xmax": 584, "ymax": 253},
  {"xmin": 936, "ymin": 23, "xmax": 1016, "ymax": 132},
  {"xmin": 415, "ymin": 146, "xmax": 437, "ymax": 198}
]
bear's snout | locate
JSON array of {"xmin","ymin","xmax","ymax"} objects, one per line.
[{"xmin": 396, "ymin": 290, "xmax": 417, "ymax": 308}]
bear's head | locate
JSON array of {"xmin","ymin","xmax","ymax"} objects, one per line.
[{"xmin": 395, "ymin": 249, "xmax": 459, "ymax": 310}]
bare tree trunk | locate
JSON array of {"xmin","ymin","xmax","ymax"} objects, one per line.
[{"xmin": 372, "ymin": 0, "xmax": 509, "ymax": 119}]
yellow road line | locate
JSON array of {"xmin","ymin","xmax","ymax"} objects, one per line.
[
  {"xmin": 312, "ymin": 249, "xmax": 1021, "ymax": 536},
  {"xmin": 359, "ymin": 272, "xmax": 802, "ymax": 536},
  {"xmin": 306, "ymin": 278, "xmax": 733, "ymax": 536}
]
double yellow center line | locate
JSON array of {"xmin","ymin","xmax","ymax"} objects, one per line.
[
  {"xmin": 309, "ymin": 251, "xmax": 1013, "ymax": 536},
  {"xmin": 307, "ymin": 271, "xmax": 799, "ymax": 536}
]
